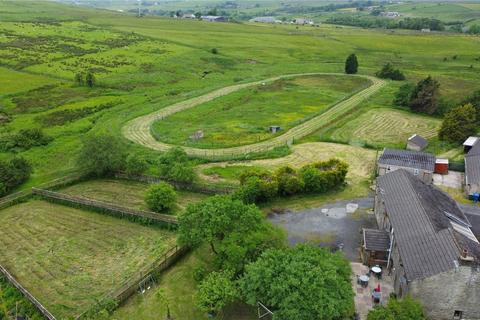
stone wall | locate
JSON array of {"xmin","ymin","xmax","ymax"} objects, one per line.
[
  {"xmin": 377, "ymin": 164, "xmax": 433, "ymax": 184},
  {"xmin": 410, "ymin": 265, "xmax": 480, "ymax": 320}
]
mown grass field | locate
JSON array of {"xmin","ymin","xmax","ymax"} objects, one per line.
[
  {"xmin": 151, "ymin": 74, "xmax": 369, "ymax": 148},
  {"xmin": 387, "ymin": 2, "xmax": 480, "ymax": 24},
  {"xmin": 60, "ymin": 178, "xmax": 209, "ymax": 215},
  {"xmin": 1, "ymin": 1, "xmax": 480, "ymax": 187},
  {"xmin": 0, "ymin": 200, "xmax": 177, "ymax": 319}
]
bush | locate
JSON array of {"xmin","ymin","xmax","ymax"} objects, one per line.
[
  {"xmin": 275, "ymin": 166, "xmax": 304, "ymax": 196},
  {"xmin": 196, "ymin": 270, "xmax": 237, "ymax": 314},
  {"xmin": 125, "ymin": 154, "xmax": 148, "ymax": 175},
  {"xmin": 300, "ymin": 159, "xmax": 348, "ymax": 193},
  {"xmin": 394, "ymin": 83, "xmax": 415, "ymax": 107},
  {"xmin": 235, "ymin": 171, "xmax": 278, "ymax": 203},
  {"xmin": 0, "ymin": 128, "xmax": 52, "ymax": 152},
  {"xmin": 345, "ymin": 53, "xmax": 358, "ymax": 74},
  {"xmin": 211, "ymin": 48, "xmax": 218, "ymax": 54},
  {"xmin": 375, "ymin": 63, "xmax": 405, "ymax": 80},
  {"xmin": 158, "ymin": 147, "xmax": 196, "ymax": 183},
  {"xmin": 193, "ymin": 266, "xmax": 208, "ymax": 283},
  {"xmin": 409, "ymin": 76, "xmax": 440, "ymax": 115},
  {"xmin": 77, "ymin": 133, "xmax": 126, "ymax": 176},
  {"xmin": 367, "ymin": 296, "xmax": 426, "ymax": 320},
  {"xmin": 145, "ymin": 182, "xmax": 177, "ymax": 213},
  {"xmin": 0, "ymin": 157, "xmax": 32, "ymax": 196}
]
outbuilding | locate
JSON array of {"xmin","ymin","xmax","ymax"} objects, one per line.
[
  {"xmin": 377, "ymin": 148, "xmax": 435, "ymax": 184},
  {"xmin": 435, "ymin": 158, "xmax": 449, "ymax": 175},
  {"xmin": 406, "ymin": 134, "xmax": 428, "ymax": 151},
  {"xmin": 269, "ymin": 125, "xmax": 281, "ymax": 134},
  {"xmin": 463, "ymin": 136, "xmax": 479, "ymax": 154}
]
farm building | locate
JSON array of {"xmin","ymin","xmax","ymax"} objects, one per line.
[
  {"xmin": 201, "ymin": 15, "xmax": 227, "ymax": 22},
  {"xmin": 435, "ymin": 158, "xmax": 449, "ymax": 175},
  {"xmin": 377, "ymin": 148, "xmax": 435, "ymax": 184},
  {"xmin": 375, "ymin": 169, "xmax": 480, "ymax": 320},
  {"xmin": 361, "ymin": 228, "xmax": 390, "ymax": 267},
  {"xmin": 293, "ymin": 18, "xmax": 314, "ymax": 25},
  {"xmin": 464, "ymin": 137, "xmax": 480, "ymax": 197},
  {"xmin": 406, "ymin": 134, "xmax": 428, "ymax": 151},
  {"xmin": 269, "ymin": 125, "xmax": 281, "ymax": 133},
  {"xmin": 249, "ymin": 17, "xmax": 278, "ymax": 24}
]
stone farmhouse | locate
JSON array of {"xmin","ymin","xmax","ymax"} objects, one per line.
[{"xmin": 374, "ymin": 169, "xmax": 480, "ymax": 320}]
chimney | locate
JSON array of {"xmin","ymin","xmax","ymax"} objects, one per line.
[{"xmin": 459, "ymin": 248, "xmax": 474, "ymax": 262}]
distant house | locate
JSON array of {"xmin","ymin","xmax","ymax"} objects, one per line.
[
  {"xmin": 201, "ymin": 15, "xmax": 227, "ymax": 22},
  {"xmin": 249, "ymin": 16, "xmax": 277, "ymax": 24},
  {"xmin": 464, "ymin": 137, "xmax": 480, "ymax": 196},
  {"xmin": 182, "ymin": 13, "xmax": 196, "ymax": 19},
  {"xmin": 377, "ymin": 148, "xmax": 435, "ymax": 184},
  {"xmin": 406, "ymin": 134, "xmax": 428, "ymax": 151},
  {"xmin": 293, "ymin": 18, "xmax": 314, "ymax": 25},
  {"xmin": 375, "ymin": 169, "xmax": 480, "ymax": 320},
  {"xmin": 382, "ymin": 11, "xmax": 400, "ymax": 18},
  {"xmin": 421, "ymin": 28, "xmax": 431, "ymax": 33}
]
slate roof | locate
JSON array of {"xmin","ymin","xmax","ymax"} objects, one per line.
[
  {"xmin": 408, "ymin": 134, "xmax": 428, "ymax": 149},
  {"xmin": 363, "ymin": 228, "xmax": 390, "ymax": 251},
  {"xmin": 378, "ymin": 148, "xmax": 435, "ymax": 172},
  {"xmin": 465, "ymin": 141, "xmax": 480, "ymax": 189},
  {"xmin": 377, "ymin": 169, "xmax": 480, "ymax": 280}
]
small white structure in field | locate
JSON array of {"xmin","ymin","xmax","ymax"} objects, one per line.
[{"xmin": 190, "ymin": 130, "xmax": 204, "ymax": 140}]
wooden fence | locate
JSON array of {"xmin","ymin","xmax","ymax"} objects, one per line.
[
  {"xmin": 115, "ymin": 172, "xmax": 235, "ymax": 194},
  {"xmin": 76, "ymin": 245, "xmax": 188, "ymax": 320},
  {"xmin": 32, "ymin": 188, "xmax": 178, "ymax": 226},
  {"xmin": 0, "ymin": 264, "xmax": 56, "ymax": 320}
]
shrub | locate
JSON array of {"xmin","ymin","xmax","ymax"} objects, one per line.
[
  {"xmin": 0, "ymin": 128, "xmax": 52, "ymax": 152},
  {"xmin": 158, "ymin": 147, "xmax": 196, "ymax": 183},
  {"xmin": 193, "ymin": 266, "xmax": 208, "ymax": 283},
  {"xmin": 345, "ymin": 53, "xmax": 358, "ymax": 74},
  {"xmin": 0, "ymin": 157, "xmax": 32, "ymax": 196},
  {"xmin": 300, "ymin": 159, "xmax": 348, "ymax": 193},
  {"xmin": 275, "ymin": 166, "xmax": 304, "ymax": 196},
  {"xmin": 236, "ymin": 170, "xmax": 278, "ymax": 203},
  {"xmin": 145, "ymin": 182, "xmax": 177, "ymax": 213},
  {"xmin": 211, "ymin": 48, "xmax": 218, "ymax": 54},
  {"xmin": 196, "ymin": 270, "xmax": 237, "ymax": 314},
  {"xmin": 394, "ymin": 83, "xmax": 415, "ymax": 107},
  {"xmin": 77, "ymin": 133, "xmax": 126, "ymax": 176},
  {"xmin": 367, "ymin": 296, "xmax": 426, "ymax": 320},
  {"xmin": 375, "ymin": 63, "xmax": 405, "ymax": 80},
  {"xmin": 125, "ymin": 154, "xmax": 148, "ymax": 175}
]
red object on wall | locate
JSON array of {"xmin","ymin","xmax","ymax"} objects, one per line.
[{"xmin": 435, "ymin": 159, "xmax": 449, "ymax": 174}]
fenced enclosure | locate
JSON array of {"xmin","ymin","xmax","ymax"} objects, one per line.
[{"xmin": 32, "ymin": 188, "xmax": 178, "ymax": 226}]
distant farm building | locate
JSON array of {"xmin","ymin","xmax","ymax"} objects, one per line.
[
  {"xmin": 269, "ymin": 125, "xmax": 281, "ymax": 133},
  {"xmin": 377, "ymin": 148, "xmax": 435, "ymax": 184},
  {"xmin": 201, "ymin": 15, "xmax": 227, "ymax": 22},
  {"xmin": 421, "ymin": 28, "xmax": 431, "ymax": 33},
  {"xmin": 182, "ymin": 13, "xmax": 196, "ymax": 19},
  {"xmin": 375, "ymin": 169, "xmax": 480, "ymax": 320},
  {"xmin": 464, "ymin": 137, "xmax": 480, "ymax": 197},
  {"xmin": 249, "ymin": 16, "xmax": 278, "ymax": 24},
  {"xmin": 293, "ymin": 18, "xmax": 314, "ymax": 25},
  {"xmin": 407, "ymin": 134, "xmax": 428, "ymax": 151},
  {"xmin": 382, "ymin": 11, "xmax": 400, "ymax": 18}
]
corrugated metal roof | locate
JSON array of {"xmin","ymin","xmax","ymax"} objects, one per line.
[
  {"xmin": 378, "ymin": 148, "xmax": 435, "ymax": 172},
  {"xmin": 465, "ymin": 141, "xmax": 480, "ymax": 188},
  {"xmin": 377, "ymin": 170, "xmax": 479, "ymax": 280},
  {"xmin": 464, "ymin": 136, "xmax": 479, "ymax": 147}
]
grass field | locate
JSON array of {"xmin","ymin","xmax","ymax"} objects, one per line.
[
  {"xmin": 0, "ymin": 200, "xmax": 177, "ymax": 319},
  {"xmin": 387, "ymin": 2, "xmax": 480, "ymax": 23},
  {"xmin": 1, "ymin": 1, "xmax": 480, "ymax": 187},
  {"xmin": 151, "ymin": 75, "xmax": 369, "ymax": 148},
  {"xmin": 60, "ymin": 178, "xmax": 209, "ymax": 214}
]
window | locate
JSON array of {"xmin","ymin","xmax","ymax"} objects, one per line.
[
  {"xmin": 413, "ymin": 169, "xmax": 419, "ymax": 175},
  {"xmin": 453, "ymin": 310, "xmax": 463, "ymax": 320}
]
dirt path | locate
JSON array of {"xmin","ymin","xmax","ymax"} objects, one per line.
[{"xmin": 122, "ymin": 73, "xmax": 386, "ymax": 158}]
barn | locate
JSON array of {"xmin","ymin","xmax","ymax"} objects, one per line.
[
  {"xmin": 377, "ymin": 148, "xmax": 435, "ymax": 184},
  {"xmin": 406, "ymin": 134, "xmax": 428, "ymax": 151}
]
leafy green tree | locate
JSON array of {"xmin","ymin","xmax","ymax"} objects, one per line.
[
  {"xmin": 77, "ymin": 133, "xmax": 126, "ymax": 176},
  {"xmin": 375, "ymin": 63, "xmax": 405, "ymax": 80},
  {"xmin": 275, "ymin": 166, "xmax": 304, "ymax": 196},
  {"xmin": 367, "ymin": 296, "xmax": 426, "ymax": 320},
  {"xmin": 211, "ymin": 48, "xmax": 218, "ymax": 54},
  {"xmin": 158, "ymin": 147, "xmax": 196, "ymax": 183},
  {"xmin": 145, "ymin": 182, "xmax": 177, "ymax": 213},
  {"xmin": 345, "ymin": 53, "xmax": 359, "ymax": 74},
  {"xmin": 125, "ymin": 154, "xmax": 148, "ymax": 175},
  {"xmin": 409, "ymin": 76, "xmax": 440, "ymax": 114},
  {"xmin": 300, "ymin": 159, "xmax": 348, "ymax": 193},
  {"xmin": 463, "ymin": 89, "xmax": 480, "ymax": 123},
  {"xmin": 85, "ymin": 72, "xmax": 96, "ymax": 88},
  {"xmin": 240, "ymin": 244, "xmax": 354, "ymax": 320},
  {"xmin": 0, "ymin": 157, "xmax": 32, "ymax": 196},
  {"xmin": 394, "ymin": 83, "xmax": 415, "ymax": 107},
  {"xmin": 438, "ymin": 104, "xmax": 477, "ymax": 143},
  {"xmin": 196, "ymin": 270, "xmax": 238, "ymax": 315},
  {"xmin": 235, "ymin": 171, "xmax": 278, "ymax": 204}
]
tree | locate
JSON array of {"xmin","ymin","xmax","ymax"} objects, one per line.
[
  {"xmin": 409, "ymin": 76, "xmax": 440, "ymax": 114},
  {"xmin": 125, "ymin": 154, "xmax": 148, "ymax": 175},
  {"xmin": 211, "ymin": 48, "xmax": 218, "ymax": 54},
  {"xmin": 240, "ymin": 244, "xmax": 354, "ymax": 320},
  {"xmin": 158, "ymin": 147, "xmax": 196, "ymax": 183},
  {"xmin": 345, "ymin": 54, "xmax": 358, "ymax": 74},
  {"xmin": 234, "ymin": 171, "xmax": 278, "ymax": 204},
  {"xmin": 145, "ymin": 182, "xmax": 177, "ymax": 213},
  {"xmin": 375, "ymin": 63, "xmax": 405, "ymax": 80},
  {"xmin": 194, "ymin": 12, "xmax": 202, "ymax": 19},
  {"xmin": 85, "ymin": 72, "xmax": 96, "ymax": 88},
  {"xmin": 300, "ymin": 159, "xmax": 348, "ymax": 193},
  {"xmin": 462, "ymin": 89, "xmax": 480, "ymax": 123},
  {"xmin": 178, "ymin": 195, "xmax": 263, "ymax": 254},
  {"xmin": 275, "ymin": 166, "xmax": 304, "ymax": 196},
  {"xmin": 77, "ymin": 133, "xmax": 126, "ymax": 176},
  {"xmin": 0, "ymin": 157, "xmax": 32, "ymax": 197},
  {"xmin": 196, "ymin": 270, "xmax": 238, "ymax": 315},
  {"xmin": 394, "ymin": 83, "xmax": 415, "ymax": 107},
  {"xmin": 438, "ymin": 104, "xmax": 477, "ymax": 144},
  {"xmin": 367, "ymin": 296, "xmax": 426, "ymax": 320}
]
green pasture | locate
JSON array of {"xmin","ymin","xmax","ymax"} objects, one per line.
[
  {"xmin": 151, "ymin": 75, "xmax": 369, "ymax": 148},
  {"xmin": 0, "ymin": 200, "xmax": 177, "ymax": 319},
  {"xmin": 0, "ymin": 1, "xmax": 479, "ymax": 187},
  {"xmin": 60, "ymin": 178, "xmax": 209, "ymax": 215},
  {"xmin": 0, "ymin": 67, "xmax": 58, "ymax": 96},
  {"xmin": 386, "ymin": 2, "xmax": 480, "ymax": 22}
]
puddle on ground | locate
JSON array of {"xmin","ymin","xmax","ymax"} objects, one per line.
[{"xmin": 268, "ymin": 197, "xmax": 376, "ymax": 261}]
